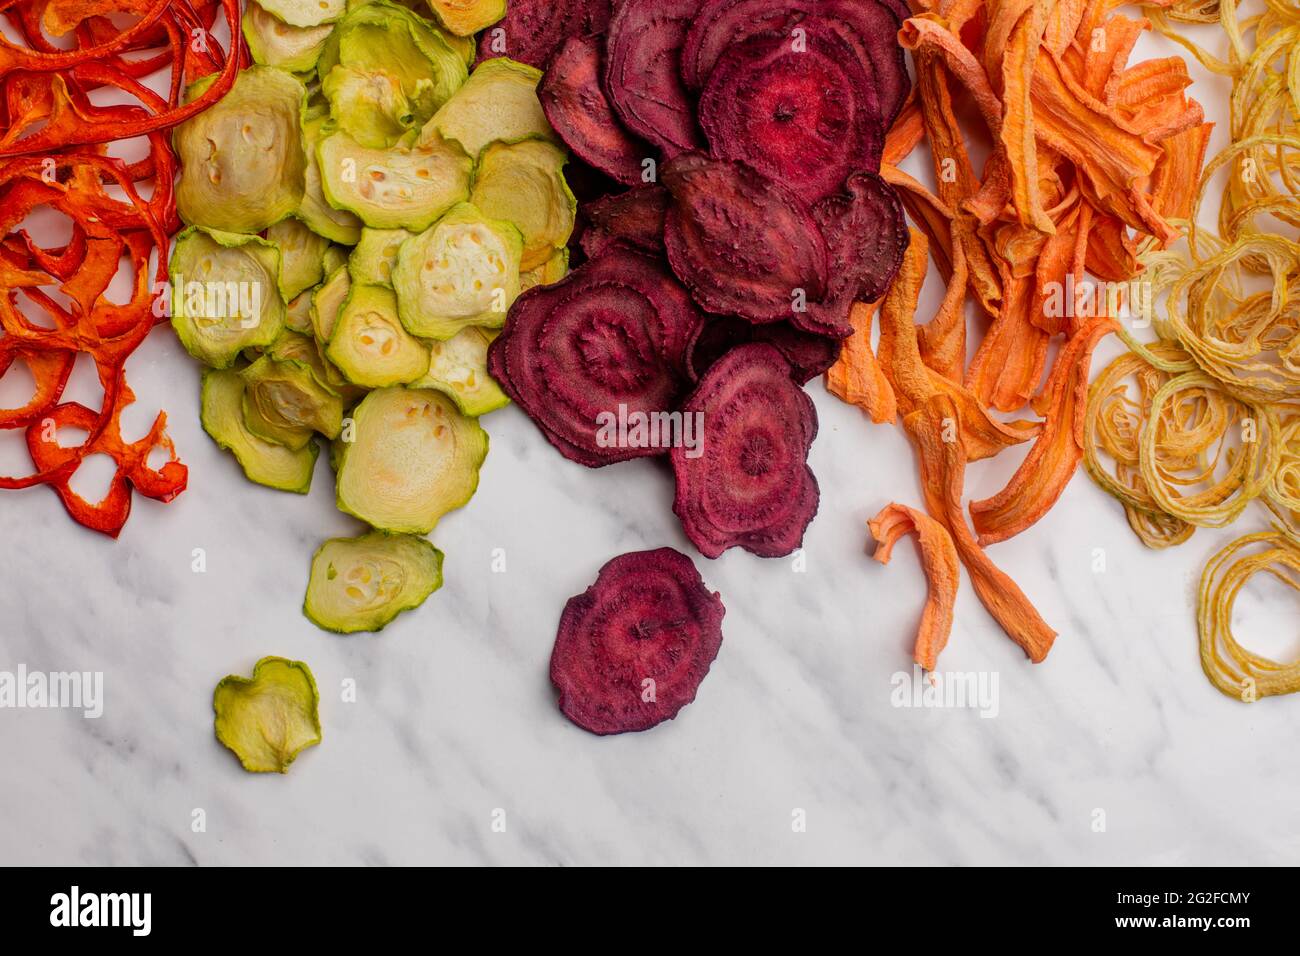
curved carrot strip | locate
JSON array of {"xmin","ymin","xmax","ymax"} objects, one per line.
[{"xmin": 870, "ymin": 502, "xmax": 961, "ymax": 671}]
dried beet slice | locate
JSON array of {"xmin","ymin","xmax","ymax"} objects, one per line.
[
  {"xmin": 488, "ymin": 243, "xmax": 705, "ymax": 467},
  {"xmin": 550, "ymin": 547, "xmax": 725, "ymax": 735},
  {"xmin": 698, "ymin": 26, "xmax": 884, "ymax": 203},
  {"xmin": 578, "ymin": 185, "xmax": 667, "ymax": 259},
  {"xmin": 683, "ymin": 0, "xmax": 910, "ymax": 126},
  {"xmin": 662, "ymin": 152, "xmax": 827, "ymax": 323},
  {"xmin": 540, "ymin": 35, "xmax": 650, "ymax": 187},
  {"xmin": 686, "ymin": 316, "xmax": 841, "ymax": 385},
  {"xmin": 672, "ymin": 343, "xmax": 820, "ymax": 558},
  {"xmin": 475, "ymin": 0, "xmax": 613, "ymax": 69},
  {"xmin": 603, "ymin": 0, "xmax": 703, "ymax": 157},
  {"xmin": 798, "ymin": 170, "xmax": 908, "ymax": 337}
]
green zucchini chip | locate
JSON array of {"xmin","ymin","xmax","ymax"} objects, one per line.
[
  {"xmin": 243, "ymin": 1, "xmax": 333, "ymax": 72},
  {"xmin": 304, "ymin": 531, "xmax": 444, "ymax": 633},
  {"xmin": 201, "ymin": 368, "xmax": 319, "ymax": 492},
  {"xmin": 170, "ymin": 227, "xmax": 285, "ymax": 368},
  {"xmin": 392, "ymin": 202, "xmax": 522, "ymax": 339},
  {"xmin": 326, "ymin": 284, "xmax": 430, "ymax": 386},
  {"xmin": 411, "ymin": 326, "xmax": 509, "ymax": 416},
  {"xmin": 213, "ymin": 656, "xmax": 322, "ymax": 774},
  {"xmin": 470, "ymin": 137, "xmax": 575, "ymax": 271},
  {"xmin": 336, "ymin": 385, "xmax": 488, "ymax": 533},
  {"xmin": 175, "ymin": 66, "xmax": 307, "ymax": 234},
  {"xmin": 425, "ymin": 57, "xmax": 557, "ymax": 159}
]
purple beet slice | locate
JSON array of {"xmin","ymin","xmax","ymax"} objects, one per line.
[
  {"xmin": 550, "ymin": 547, "xmax": 725, "ymax": 736},
  {"xmin": 475, "ymin": 0, "xmax": 613, "ymax": 69},
  {"xmin": 672, "ymin": 342, "xmax": 820, "ymax": 558},
  {"xmin": 698, "ymin": 26, "xmax": 884, "ymax": 204},
  {"xmin": 797, "ymin": 170, "xmax": 908, "ymax": 337},
  {"xmin": 686, "ymin": 316, "xmax": 842, "ymax": 385},
  {"xmin": 603, "ymin": 0, "xmax": 703, "ymax": 157},
  {"xmin": 488, "ymin": 243, "xmax": 705, "ymax": 467},
  {"xmin": 682, "ymin": 0, "xmax": 910, "ymax": 125},
  {"xmin": 578, "ymin": 186, "xmax": 667, "ymax": 260},
  {"xmin": 540, "ymin": 35, "xmax": 651, "ymax": 187},
  {"xmin": 662, "ymin": 152, "xmax": 827, "ymax": 323}
]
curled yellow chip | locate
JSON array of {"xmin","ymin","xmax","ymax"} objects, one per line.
[{"xmin": 213, "ymin": 657, "xmax": 322, "ymax": 774}]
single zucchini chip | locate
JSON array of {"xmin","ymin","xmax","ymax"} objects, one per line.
[
  {"xmin": 300, "ymin": 114, "xmax": 365, "ymax": 244},
  {"xmin": 244, "ymin": 0, "xmax": 333, "ymax": 72},
  {"xmin": 201, "ymin": 368, "xmax": 319, "ymax": 492},
  {"xmin": 213, "ymin": 656, "xmax": 322, "ymax": 774},
  {"xmin": 317, "ymin": 127, "xmax": 472, "ymax": 230},
  {"xmin": 175, "ymin": 66, "xmax": 307, "ymax": 234},
  {"xmin": 470, "ymin": 137, "xmax": 575, "ymax": 271},
  {"xmin": 304, "ymin": 530, "xmax": 444, "ymax": 633},
  {"xmin": 284, "ymin": 288, "xmax": 316, "ymax": 334},
  {"xmin": 336, "ymin": 385, "xmax": 488, "ymax": 533},
  {"xmin": 268, "ymin": 216, "xmax": 332, "ymax": 299},
  {"xmin": 241, "ymin": 354, "xmax": 345, "ymax": 449},
  {"xmin": 520, "ymin": 247, "xmax": 568, "ymax": 292},
  {"xmin": 321, "ymin": 65, "xmax": 416, "ymax": 149},
  {"xmin": 412, "ymin": 326, "xmax": 509, "ymax": 416},
  {"xmin": 259, "ymin": 0, "xmax": 346, "ymax": 26},
  {"xmin": 312, "ymin": 264, "xmax": 352, "ymax": 342},
  {"xmin": 426, "ymin": 57, "xmax": 557, "ymax": 159},
  {"xmin": 392, "ymin": 202, "xmax": 522, "ymax": 339},
  {"xmin": 349, "ymin": 227, "xmax": 414, "ymax": 286},
  {"xmin": 318, "ymin": 1, "xmax": 467, "ymax": 122},
  {"xmin": 170, "ymin": 227, "xmax": 285, "ymax": 368},
  {"xmin": 423, "ymin": 0, "xmax": 504, "ymax": 36},
  {"xmin": 327, "ymin": 284, "xmax": 430, "ymax": 386}
]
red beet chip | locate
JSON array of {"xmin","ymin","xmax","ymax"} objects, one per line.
[
  {"xmin": 672, "ymin": 343, "xmax": 820, "ymax": 558},
  {"xmin": 798, "ymin": 170, "xmax": 909, "ymax": 337},
  {"xmin": 475, "ymin": 0, "xmax": 613, "ymax": 69},
  {"xmin": 685, "ymin": 316, "xmax": 841, "ymax": 385},
  {"xmin": 551, "ymin": 547, "xmax": 725, "ymax": 735},
  {"xmin": 578, "ymin": 185, "xmax": 667, "ymax": 260},
  {"xmin": 540, "ymin": 35, "xmax": 651, "ymax": 187},
  {"xmin": 603, "ymin": 0, "xmax": 703, "ymax": 157},
  {"xmin": 698, "ymin": 26, "xmax": 884, "ymax": 204},
  {"xmin": 682, "ymin": 0, "xmax": 910, "ymax": 126},
  {"xmin": 487, "ymin": 243, "xmax": 704, "ymax": 467},
  {"xmin": 662, "ymin": 152, "xmax": 828, "ymax": 323}
]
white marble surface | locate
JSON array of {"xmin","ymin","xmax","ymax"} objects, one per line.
[{"xmin": 2, "ymin": 24, "xmax": 1299, "ymax": 867}]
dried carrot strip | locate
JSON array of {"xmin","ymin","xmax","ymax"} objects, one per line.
[
  {"xmin": 970, "ymin": 314, "xmax": 1117, "ymax": 545},
  {"xmin": 826, "ymin": 302, "xmax": 897, "ymax": 424},
  {"xmin": 904, "ymin": 394, "xmax": 1058, "ymax": 662},
  {"xmin": 869, "ymin": 502, "xmax": 961, "ymax": 670}
]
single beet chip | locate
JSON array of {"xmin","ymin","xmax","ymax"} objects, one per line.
[
  {"xmin": 476, "ymin": 0, "xmax": 613, "ymax": 69},
  {"xmin": 698, "ymin": 25, "xmax": 884, "ymax": 204},
  {"xmin": 578, "ymin": 185, "xmax": 667, "ymax": 259},
  {"xmin": 662, "ymin": 152, "xmax": 827, "ymax": 323},
  {"xmin": 540, "ymin": 35, "xmax": 650, "ymax": 187},
  {"xmin": 686, "ymin": 316, "xmax": 842, "ymax": 385},
  {"xmin": 799, "ymin": 170, "xmax": 908, "ymax": 336},
  {"xmin": 551, "ymin": 547, "xmax": 725, "ymax": 735},
  {"xmin": 604, "ymin": 0, "xmax": 703, "ymax": 157},
  {"xmin": 672, "ymin": 343, "xmax": 820, "ymax": 558},
  {"xmin": 487, "ymin": 242, "xmax": 704, "ymax": 467},
  {"xmin": 682, "ymin": 0, "xmax": 910, "ymax": 126}
]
